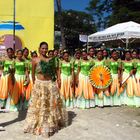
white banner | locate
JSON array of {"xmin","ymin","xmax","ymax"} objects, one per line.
[{"xmin": 79, "ymin": 34, "xmax": 88, "ymax": 42}]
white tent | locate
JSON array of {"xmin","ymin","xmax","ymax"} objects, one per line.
[{"xmin": 88, "ymin": 21, "xmax": 140, "ymax": 48}]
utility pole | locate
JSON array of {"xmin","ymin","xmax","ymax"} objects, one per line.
[{"xmin": 13, "ymin": 0, "xmax": 16, "ymax": 51}]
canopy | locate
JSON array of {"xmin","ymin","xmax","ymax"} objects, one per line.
[{"xmin": 88, "ymin": 21, "xmax": 140, "ymax": 48}]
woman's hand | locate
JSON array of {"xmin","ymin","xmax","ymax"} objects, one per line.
[{"xmin": 130, "ymin": 70, "xmax": 134, "ymax": 76}]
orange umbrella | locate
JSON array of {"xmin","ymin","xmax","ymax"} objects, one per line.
[{"xmin": 89, "ymin": 65, "xmax": 112, "ymax": 89}]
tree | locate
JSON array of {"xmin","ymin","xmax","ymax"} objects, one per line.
[
  {"xmin": 86, "ymin": 0, "xmax": 113, "ymax": 30},
  {"xmin": 86, "ymin": 0, "xmax": 140, "ymax": 29},
  {"xmin": 109, "ymin": 0, "xmax": 140, "ymax": 26},
  {"xmin": 55, "ymin": 10, "xmax": 96, "ymax": 51}
]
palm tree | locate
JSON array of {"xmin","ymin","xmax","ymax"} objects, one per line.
[{"xmin": 56, "ymin": 0, "xmax": 66, "ymax": 48}]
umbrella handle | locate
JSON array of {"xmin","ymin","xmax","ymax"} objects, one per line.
[{"xmin": 121, "ymin": 75, "xmax": 131, "ymax": 86}]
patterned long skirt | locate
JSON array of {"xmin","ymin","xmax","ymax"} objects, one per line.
[{"xmin": 24, "ymin": 79, "xmax": 68, "ymax": 137}]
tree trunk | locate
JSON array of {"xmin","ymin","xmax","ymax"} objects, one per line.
[{"xmin": 56, "ymin": 0, "xmax": 66, "ymax": 49}]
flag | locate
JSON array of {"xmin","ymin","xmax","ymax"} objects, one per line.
[{"xmin": 0, "ymin": 0, "xmax": 54, "ymax": 50}]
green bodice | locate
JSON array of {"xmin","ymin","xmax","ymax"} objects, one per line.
[
  {"xmin": 136, "ymin": 61, "xmax": 140, "ymax": 74},
  {"xmin": 122, "ymin": 61, "xmax": 134, "ymax": 73},
  {"xmin": 80, "ymin": 60, "xmax": 94, "ymax": 76},
  {"xmin": 94, "ymin": 59, "xmax": 104, "ymax": 66},
  {"xmin": 60, "ymin": 60, "xmax": 73, "ymax": 76},
  {"xmin": 109, "ymin": 61, "xmax": 119, "ymax": 74},
  {"xmin": 15, "ymin": 61, "xmax": 26, "ymax": 75},
  {"xmin": 24, "ymin": 59, "xmax": 32, "ymax": 72},
  {"xmin": 74, "ymin": 59, "xmax": 79, "ymax": 73},
  {"xmin": 3, "ymin": 60, "xmax": 14, "ymax": 75}
]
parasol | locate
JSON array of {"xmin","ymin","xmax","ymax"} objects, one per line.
[{"xmin": 89, "ymin": 65, "xmax": 112, "ymax": 89}]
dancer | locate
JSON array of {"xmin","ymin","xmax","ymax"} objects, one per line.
[
  {"xmin": 59, "ymin": 50, "xmax": 75, "ymax": 108},
  {"xmin": 73, "ymin": 49, "xmax": 81, "ymax": 96},
  {"xmin": 120, "ymin": 50, "xmax": 136, "ymax": 106},
  {"xmin": 23, "ymin": 47, "xmax": 32, "ymax": 108},
  {"xmin": 0, "ymin": 48, "xmax": 15, "ymax": 109},
  {"xmin": 24, "ymin": 42, "xmax": 68, "ymax": 137},
  {"xmin": 131, "ymin": 50, "xmax": 140, "ymax": 107},
  {"xmin": 5, "ymin": 49, "xmax": 28, "ymax": 111},
  {"xmin": 94, "ymin": 49, "xmax": 111, "ymax": 107},
  {"xmin": 76, "ymin": 49, "xmax": 95, "ymax": 109},
  {"xmin": 109, "ymin": 50, "xmax": 122, "ymax": 106}
]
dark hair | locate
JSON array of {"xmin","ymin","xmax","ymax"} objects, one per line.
[
  {"xmin": 111, "ymin": 49, "xmax": 118, "ymax": 54},
  {"xmin": 16, "ymin": 49, "xmax": 23, "ymax": 54},
  {"xmin": 95, "ymin": 49, "xmax": 103, "ymax": 55},
  {"xmin": 88, "ymin": 47, "xmax": 94, "ymax": 52},
  {"xmin": 48, "ymin": 50, "xmax": 54, "ymax": 55},
  {"xmin": 7, "ymin": 47, "xmax": 14, "ymax": 52},
  {"xmin": 125, "ymin": 50, "xmax": 131, "ymax": 55},
  {"xmin": 23, "ymin": 47, "xmax": 29, "ymax": 52},
  {"xmin": 131, "ymin": 49, "xmax": 138, "ymax": 54},
  {"xmin": 53, "ymin": 49, "xmax": 58, "ymax": 51},
  {"xmin": 30, "ymin": 51, "xmax": 37, "ymax": 56},
  {"xmin": 39, "ymin": 42, "xmax": 48, "ymax": 49},
  {"xmin": 75, "ymin": 50, "xmax": 81, "ymax": 55},
  {"xmin": 63, "ymin": 49, "xmax": 69, "ymax": 55},
  {"xmin": 103, "ymin": 49, "xmax": 107, "ymax": 52}
]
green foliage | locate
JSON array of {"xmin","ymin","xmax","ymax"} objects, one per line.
[
  {"xmin": 87, "ymin": 0, "xmax": 140, "ymax": 29},
  {"xmin": 55, "ymin": 10, "xmax": 96, "ymax": 49},
  {"xmin": 39, "ymin": 58, "xmax": 56, "ymax": 81},
  {"xmin": 109, "ymin": 0, "xmax": 140, "ymax": 26},
  {"xmin": 86, "ymin": 0, "xmax": 113, "ymax": 29}
]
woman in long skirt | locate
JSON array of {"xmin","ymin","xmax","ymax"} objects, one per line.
[
  {"xmin": 109, "ymin": 50, "xmax": 121, "ymax": 106},
  {"xmin": 73, "ymin": 49, "xmax": 81, "ymax": 97},
  {"xmin": 76, "ymin": 49, "xmax": 95, "ymax": 109},
  {"xmin": 24, "ymin": 42, "xmax": 68, "ymax": 137},
  {"xmin": 58, "ymin": 50, "xmax": 75, "ymax": 108},
  {"xmin": 0, "ymin": 48, "xmax": 15, "ymax": 109},
  {"xmin": 23, "ymin": 48, "xmax": 33, "ymax": 108},
  {"xmin": 5, "ymin": 50, "xmax": 28, "ymax": 111},
  {"xmin": 94, "ymin": 49, "xmax": 111, "ymax": 107},
  {"xmin": 120, "ymin": 50, "xmax": 136, "ymax": 106},
  {"xmin": 132, "ymin": 50, "xmax": 140, "ymax": 107}
]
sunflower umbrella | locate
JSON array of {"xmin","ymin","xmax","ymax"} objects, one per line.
[{"xmin": 89, "ymin": 65, "xmax": 112, "ymax": 89}]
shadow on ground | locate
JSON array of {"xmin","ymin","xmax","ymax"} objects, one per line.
[
  {"xmin": 68, "ymin": 111, "xmax": 77, "ymax": 126},
  {"xmin": 0, "ymin": 110, "xmax": 27, "ymax": 127}
]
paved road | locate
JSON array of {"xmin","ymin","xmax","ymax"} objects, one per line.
[{"xmin": 0, "ymin": 107, "xmax": 140, "ymax": 140}]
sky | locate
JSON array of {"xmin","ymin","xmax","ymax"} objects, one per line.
[{"xmin": 55, "ymin": 0, "xmax": 90, "ymax": 12}]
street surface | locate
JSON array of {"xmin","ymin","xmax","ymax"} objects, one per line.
[{"xmin": 0, "ymin": 107, "xmax": 140, "ymax": 140}]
